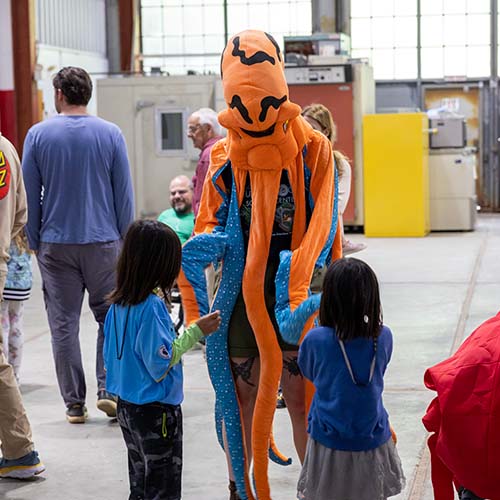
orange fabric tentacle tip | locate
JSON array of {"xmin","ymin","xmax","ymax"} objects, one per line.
[{"xmin": 390, "ymin": 425, "xmax": 397, "ymax": 444}]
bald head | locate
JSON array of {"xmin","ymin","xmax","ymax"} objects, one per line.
[{"xmin": 169, "ymin": 175, "xmax": 193, "ymax": 215}]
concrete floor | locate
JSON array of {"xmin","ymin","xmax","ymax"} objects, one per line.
[{"xmin": 2, "ymin": 214, "xmax": 499, "ymax": 500}]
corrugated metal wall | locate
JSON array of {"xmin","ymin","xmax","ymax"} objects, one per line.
[{"xmin": 36, "ymin": 0, "xmax": 106, "ymax": 55}]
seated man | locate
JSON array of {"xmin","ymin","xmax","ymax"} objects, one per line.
[{"xmin": 158, "ymin": 175, "xmax": 194, "ymax": 245}]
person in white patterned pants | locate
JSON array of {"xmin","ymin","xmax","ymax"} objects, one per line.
[
  {"xmin": 1, "ymin": 301, "xmax": 24, "ymax": 383},
  {"xmin": 1, "ymin": 233, "xmax": 32, "ymax": 384}
]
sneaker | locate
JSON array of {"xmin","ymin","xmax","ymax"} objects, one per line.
[
  {"xmin": 276, "ymin": 389, "xmax": 287, "ymax": 409},
  {"xmin": 66, "ymin": 403, "xmax": 88, "ymax": 424},
  {"xmin": 96, "ymin": 390, "xmax": 117, "ymax": 418},
  {"xmin": 228, "ymin": 480, "xmax": 241, "ymax": 500},
  {"xmin": 342, "ymin": 239, "xmax": 367, "ymax": 256},
  {"xmin": 0, "ymin": 450, "xmax": 45, "ymax": 479}
]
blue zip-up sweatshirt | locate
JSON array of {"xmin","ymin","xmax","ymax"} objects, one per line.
[{"xmin": 298, "ymin": 325, "xmax": 393, "ymax": 452}]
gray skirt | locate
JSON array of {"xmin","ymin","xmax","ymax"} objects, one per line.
[{"xmin": 297, "ymin": 437, "xmax": 406, "ymax": 500}]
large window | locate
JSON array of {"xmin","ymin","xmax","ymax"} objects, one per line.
[
  {"xmin": 421, "ymin": 0, "xmax": 490, "ymax": 78},
  {"xmin": 351, "ymin": 0, "xmax": 492, "ymax": 80},
  {"xmin": 141, "ymin": 0, "xmax": 312, "ymax": 74},
  {"xmin": 351, "ymin": 0, "xmax": 418, "ymax": 80}
]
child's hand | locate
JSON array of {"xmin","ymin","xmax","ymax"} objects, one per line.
[{"xmin": 196, "ymin": 310, "xmax": 221, "ymax": 336}]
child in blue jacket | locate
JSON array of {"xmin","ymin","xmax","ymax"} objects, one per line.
[
  {"xmin": 104, "ymin": 219, "xmax": 221, "ymax": 500},
  {"xmin": 297, "ymin": 258, "xmax": 405, "ymax": 500}
]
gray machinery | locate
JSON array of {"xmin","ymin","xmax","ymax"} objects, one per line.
[
  {"xmin": 428, "ymin": 115, "xmax": 477, "ymax": 231},
  {"xmin": 283, "ymin": 33, "xmax": 375, "ymax": 228}
]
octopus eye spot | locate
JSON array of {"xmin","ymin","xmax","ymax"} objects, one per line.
[
  {"xmin": 230, "ymin": 95, "xmax": 253, "ymax": 124},
  {"xmin": 259, "ymin": 95, "xmax": 287, "ymax": 122}
]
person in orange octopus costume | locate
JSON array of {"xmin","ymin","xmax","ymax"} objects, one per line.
[{"xmin": 178, "ymin": 30, "xmax": 341, "ymax": 500}]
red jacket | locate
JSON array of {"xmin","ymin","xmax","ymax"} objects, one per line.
[{"xmin": 423, "ymin": 312, "xmax": 500, "ymax": 500}]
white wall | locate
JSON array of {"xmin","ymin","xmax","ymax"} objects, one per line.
[
  {"xmin": 35, "ymin": 0, "xmax": 108, "ymax": 117},
  {"xmin": 36, "ymin": 45, "xmax": 109, "ymax": 117}
]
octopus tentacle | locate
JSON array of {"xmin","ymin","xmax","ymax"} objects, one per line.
[
  {"xmin": 268, "ymin": 432, "xmax": 292, "ymax": 466},
  {"xmin": 181, "ymin": 182, "xmax": 254, "ymax": 500},
  {"xmin": 242, "ymin": 170, "xmax": 283, "ymax": 500},
  {"xmin": 275, "ymin": 167, "xmax": 340, "ymax": 344}
]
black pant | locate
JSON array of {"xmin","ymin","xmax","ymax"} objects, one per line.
[
  {"xmin": 117, "ymin": 399, "xmax": 183, "ymax": 500},
  {"xmin": 459, "ymin": 487, "xmax": 484, "ymax": 500}
]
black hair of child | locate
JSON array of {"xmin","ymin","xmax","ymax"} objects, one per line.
[
  {"xmin": 109, "ymin": 219, "xmax": 182, "ymax": 306},
  {"xmin": 319, "ymin": 257, "xmax": 382, "ymax": 341}
]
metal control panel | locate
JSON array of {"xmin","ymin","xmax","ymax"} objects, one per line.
[{"xmin": 285, "ymin": 65, "xmax": 352, "ymax": 85}]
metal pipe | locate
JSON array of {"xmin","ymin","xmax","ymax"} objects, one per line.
[
  {"xmin": 311, "ymin": 0, "xmax": 336, "ymax": 34},
  {"xmin": 336, "ymin": 0, "xmax": 350, "ymax": 36},
  {"xmin": 223, "ymin": 0, "xmax": 228, "ymax": 45}
]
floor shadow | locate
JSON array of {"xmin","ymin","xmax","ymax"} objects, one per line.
[
  {"xmin": 0, "ymin": 474, "xmax": 47, "ymax": 499},
  {"xmin": 19, "ymin": 383, "xmax": 47, "ymax": 396}
]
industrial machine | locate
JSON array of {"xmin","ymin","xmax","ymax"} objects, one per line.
[
  {"xmin": 428, "ymin": 114, "xmax": 476, "ymax": 230},
  {"xmin": 96, "ymin": 75, "xmax": 224, "ymax": 218},
  {"xmin": 284, "ymin": 34, "xmax": 375, "ymax": 228},
  {"xmin": 429, "ymin": 116, "xmax": 467, "ymax": 149}
]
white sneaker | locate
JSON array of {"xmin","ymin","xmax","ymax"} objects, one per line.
[{"xmin": 342, "ymin": 240, "xmax": 367, "ymax": 256}]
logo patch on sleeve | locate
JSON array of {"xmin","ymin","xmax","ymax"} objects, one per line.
[
  {"xmin": 158, "ymin": 345, "xmax": 171, "ymax": 360},
  {"xmin": 0, "ymin": 151, "xmax": 11, "ymax": 201}
]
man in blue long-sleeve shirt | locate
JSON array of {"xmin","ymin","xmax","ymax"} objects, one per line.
[{"xmin": 22, "ymin": 67, "xmax": 135, "ymax": 424}]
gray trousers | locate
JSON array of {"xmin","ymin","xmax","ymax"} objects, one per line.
[{"xmin": 37, "ymin": 241, "xmax": 121, "ymax": 407}]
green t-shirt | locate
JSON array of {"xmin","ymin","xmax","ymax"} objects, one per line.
[{"xmin": 157, "ymin": 208, "xmax": 194, "ymax": 245}]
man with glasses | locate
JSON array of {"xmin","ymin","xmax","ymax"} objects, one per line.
[{"xmin": 187, "ymin": 108, "xmax": 223, "ymax": 217}]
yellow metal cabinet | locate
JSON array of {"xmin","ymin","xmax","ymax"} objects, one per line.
[{"xmin": 363, "ymin": 113, "xmax": 430, "ymax": 237}]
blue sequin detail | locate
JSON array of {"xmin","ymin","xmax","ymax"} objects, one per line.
[
  {"xmin": 316, "ymin": 162, "xmax": 339, "ymax": 268},
  {"xmin": 274, "ymin": 159, "xmax": 339, "ymax": 345},
  {"xmin": 181, "ymin": 166, "xmax": 249, "ymax": 500}
]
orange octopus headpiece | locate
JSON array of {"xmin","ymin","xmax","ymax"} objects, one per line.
[{"xmin": 218, "ymin": 30, "xmax": 303, "ymax": 170}]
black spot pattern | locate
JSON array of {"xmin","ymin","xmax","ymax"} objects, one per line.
[
  {"xmin": 231, "ymin": 36, "xmax": 276, "ymax": 66},
  {"xmin": 265, "ymin": 32, "xmax": 282, "ymax": 62},
  {"xmin": 259, "ymin": 95, "xmax": 287, "ymax": 122},
  {"xmin": 230, "ymin": 95, "xmax": 253, "ymax": 124}
]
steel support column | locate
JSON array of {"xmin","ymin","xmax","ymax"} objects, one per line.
[
  {"xmin": 106, "ymin": 0, "xmax": 121, "ymax": 73},
  {"xmin": 312, "ymin": 0, "xmax": 336, "ymax": 34},
  {"xmin": 11, "ymin": 0, "xmax": 38, "ymax": 152},
  {"xmin": 0, "ymin": 0, "xmax": 16, "ymax": 145},
  {"xmin": 490, "ymin": 0, "xmax": 499, "ymax": 209},
  {"xmin": 312, "ymin": 0, "xmax": 350, "ymax": 35},
  {"xmin": 119, "ymin": 0, "xmax": 138, "ymax": 72}
]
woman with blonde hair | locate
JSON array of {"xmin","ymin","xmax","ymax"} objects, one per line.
[{"xmin": 302, "ymin": 104, "xmax": 366, "ymax": 256}]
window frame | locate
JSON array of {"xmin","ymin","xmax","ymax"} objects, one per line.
[{"xmin": 154, "ymin": 107, "xmax": 189, "ymax": 157}]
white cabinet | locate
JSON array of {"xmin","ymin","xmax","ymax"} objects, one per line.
[{"xmin": 429, "ymin": 149, "xmax": 477, "ymax": 231}]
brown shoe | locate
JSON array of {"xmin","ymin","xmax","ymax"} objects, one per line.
[
  {"xmin": 66, "ymin": 403, "xmax": 88, "ymax": 424},
  {"xmin": 96, "ymin": 390, "xmax": 117, "ymax": 418},
  {"xmin": 229, "ymin": 480, "xmax": 241, "ymax": 500}
]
